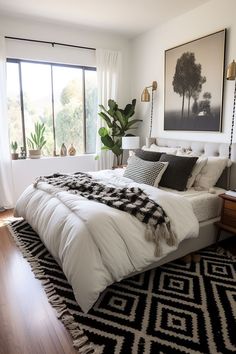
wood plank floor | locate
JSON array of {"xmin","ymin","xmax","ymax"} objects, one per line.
[{"xmin": 0, "ymin": 210, "xmax": 76, "ymax": 354}]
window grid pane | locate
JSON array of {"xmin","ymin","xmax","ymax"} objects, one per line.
[
  {"xmin": 7, "ymin": 62, "xmax": 24, "ymax": 148},
  {"xmin": 85, "ymin": 70, "xmax": 98, "ymax": 154},
  {"xmin": 7, "ymin": 60, "xmax": 97, "ymax": 156},
  {"xmin": 21, "ymin": 62, "xmax": 54, "ymax": 155},
  {"xmin": 53, "ymin": 65, "xmax": 84, "ymax": 155}
]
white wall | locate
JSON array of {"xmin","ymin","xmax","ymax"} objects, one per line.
[
  {"xmin": 0, "ymin": 14, "xmax": 131, "ymax": 106},
  {"xmin": 131, "ymin": 0, "xmax": 236, "ymax": 145},
  {"xmin": 12, "ymin": 155, "xmax": 96, "ymax": 203},
  {"xmin": 0, "ymin": 15, "xmax": 132, "ymax": 202}
]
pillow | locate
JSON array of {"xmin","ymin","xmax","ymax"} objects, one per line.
[
  {"xmin": 176, "ymin": 147, "xmax": 201, "ymax": 157},
  {"xmin": 143, "ymin": 144, "xmax": 177, "ymax": 155},
  {"xmin": 148, "ymin": 144, "xmax": 177, "ymax": 155},
  {"xmin": 123, "ymin": 155, "xmax": 168, "ymax": 186},
  {"xmin": 159, "ymin": 154, "xmax": 198, "ymax": 191},
  {"xmin": 175, "ymin": 148, "xmax": 208, "ymax": 188},
  {"xmin": 135, "ymin": 149, "xmax": 164, "ymax": 161},
  {"xmin": 194, "ymin": 157, "xmax": 229, "ymax": 190},
  {"xmin": 186, "ymin": 157, "xmax": 208, "ymax": 189}
]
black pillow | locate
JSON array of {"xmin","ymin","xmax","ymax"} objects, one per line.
[
  {"xmin": 135, "ymin": 149, "xmax": 164, "ymax": 161},
  {"xmin": 159, "ymin": 154, "xmax": 198, "ymax": 191}
]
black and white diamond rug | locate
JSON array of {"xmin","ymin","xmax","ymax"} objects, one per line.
[{"xmin": 9, "ymin": 219, "xmax": 236, "ymax": 354}]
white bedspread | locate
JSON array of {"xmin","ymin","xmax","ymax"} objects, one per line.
[{"xmin": 15, "ymin": 169, "xmax": 199, "ymax": 313}]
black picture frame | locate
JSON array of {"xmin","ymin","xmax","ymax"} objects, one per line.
[{"xmin": 164, "ymin": 29, "xmax": 226, "ymax": 132}]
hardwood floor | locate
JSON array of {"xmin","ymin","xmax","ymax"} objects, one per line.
[{"xmin": 0, "ymin": 210, "xmax": 76, "ymax": 354}]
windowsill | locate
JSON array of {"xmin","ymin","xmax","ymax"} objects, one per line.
[{"xmin": 12, "ymin": 154, "xmax": 96, "ymax": 162}]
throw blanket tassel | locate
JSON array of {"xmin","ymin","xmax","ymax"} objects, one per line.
[{"xmin": 146, "ymin": 223, "xmax": 177, "ymax": 257}]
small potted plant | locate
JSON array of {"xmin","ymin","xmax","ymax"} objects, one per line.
[
  {"xmin": 11, "ymin": 141, "xmax": 18, "ymax": 160},
  {"xmin": 27, "ymin": 122, "xmax": 46, "ymax": 159}
]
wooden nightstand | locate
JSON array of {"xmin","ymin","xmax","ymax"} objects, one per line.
[{"xmin": 215, "ymin": 193, "xmax": 236, "ymax": 244}]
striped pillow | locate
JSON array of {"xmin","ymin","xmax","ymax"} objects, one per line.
[{"xmin": 124, "ymin": 155, "xmax": 168, "ymax": 186}]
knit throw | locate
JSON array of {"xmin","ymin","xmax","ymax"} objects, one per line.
[{"xmin": 34, "ymin": 172, "xmax": 177, "ymax": 257}]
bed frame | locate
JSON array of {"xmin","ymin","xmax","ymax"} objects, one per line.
[{"xmin": 129, "ymin": 139, "xmax": 236, "ymax": 276}]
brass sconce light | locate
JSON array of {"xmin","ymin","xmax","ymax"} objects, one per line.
[
  {"xmin": 226, "ymin": 60, "xmax": 236, "ymax": 159},
  {"xmin": 141, "ymin": 81, "xmax": 157, "ymax": 146}
]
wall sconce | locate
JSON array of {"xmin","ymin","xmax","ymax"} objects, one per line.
[
  {"xmin": 226, "ymin": 60, "xmax": 236, "ymax": 159},
  {"xmin": 141, "ymin": 81, "xmax": 157, "ymax": 146}
]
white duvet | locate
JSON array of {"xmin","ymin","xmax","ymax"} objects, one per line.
[{"xmin": 15, "ymin": 169, "xmax": 199, "ymax": 313}]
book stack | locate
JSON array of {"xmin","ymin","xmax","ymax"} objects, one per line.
[{"xmin": 225, "ymin": 190, "xmax": 236, "ymax": 197}]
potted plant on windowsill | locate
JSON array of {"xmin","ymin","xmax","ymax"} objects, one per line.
[
  {"xmin": 11, "ymin": 141, "xmax": 18, "ymax": 160},
  {"xmin": 27, "ymin": 122, "xmax": 46, "ymax": 159}
]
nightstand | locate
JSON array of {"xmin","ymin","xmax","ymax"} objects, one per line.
[{"xmin": 215, "ymin": 193, "xmax": 236, "ymax": 244}]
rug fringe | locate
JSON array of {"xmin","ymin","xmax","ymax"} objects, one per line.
[
  {"xmin": 7, "ymin": 223, "xmax": 99, "ymax": 354},
  {"xmin": 216, "ymin": 246, "xmax": 236, "ymax": 260}
]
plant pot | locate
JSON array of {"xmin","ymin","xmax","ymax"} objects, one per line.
[
  {"xmin": 11, "ymin": 153, "xmax": 19, "ymax": 160},
  {"xmin": 28, "ymin": 149, "xmax": 41, "ymax": 159}
]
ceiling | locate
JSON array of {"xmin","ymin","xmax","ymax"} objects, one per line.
[{"xmin": 0, "ymin": 0, "xmax": 211, "ymax": 38}]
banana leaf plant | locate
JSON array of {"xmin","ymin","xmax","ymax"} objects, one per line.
[{"xmin": 98, "ymin": 99, "xmax": 141, "ymax": 166}]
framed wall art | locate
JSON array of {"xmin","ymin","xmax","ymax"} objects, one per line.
[{"xmin": 164, "ymin": 29, "xmax": 226, "ymax": 131}]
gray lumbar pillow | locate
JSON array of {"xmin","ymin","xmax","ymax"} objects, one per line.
[
  {"xmin": 159, "ymin": 154, "xmax": 198, "ymax": 191},
  {"xmin": 124, "ymin": 155, "xmax": 168, "ymax": 186}
]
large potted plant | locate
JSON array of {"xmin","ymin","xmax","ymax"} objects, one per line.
[
  {"xmin": 27, "ymin": 122, "xmax": 46, "ymax": 159},
  {"xmin": 98, "ymin": 99, "xmax": 141, "ymax": 166}
]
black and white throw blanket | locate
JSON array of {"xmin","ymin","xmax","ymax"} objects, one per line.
[{"xmin": 34, "ymin": 172, "xmax": 177, "ymax": 256}]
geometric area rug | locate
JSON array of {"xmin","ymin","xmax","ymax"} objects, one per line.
[{"xmin": 9, "ymin": 219, "xmax": 236, "ymax": 354}]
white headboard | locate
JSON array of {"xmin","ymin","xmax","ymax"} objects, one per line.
[{"xmin": 148, "ymin": 138, "xmax": 236, "ymax": 190}]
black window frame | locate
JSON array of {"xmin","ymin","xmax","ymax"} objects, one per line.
[{"xmin": 7, "ymin": 58, "xmax": 97, "ymax": 155}]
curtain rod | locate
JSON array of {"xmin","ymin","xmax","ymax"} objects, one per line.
[{"xmin": 5, "ymin": 36, "xmax": 96, "ymax": 51}]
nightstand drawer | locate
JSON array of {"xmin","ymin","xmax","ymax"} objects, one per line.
[
  {"xmin": 224, "ymin": 200, "xmax": 236, "ymax": 211},
  {"xmin": 222, "ymin": 208, "xmax": 236, "ymax": 228},
  {"xmin": 216, "ymin": 193, "xmax": 236, "ymax": 236}
]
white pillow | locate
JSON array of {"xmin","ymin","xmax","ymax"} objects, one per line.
[
  {"xmin": 187, "ymin": 157, "xmax": 208, "ymax": 189},
  {"xmin": 148, "ymin": 144, "xmax": 177, "ymax": 155},
  {"xmin": 154, "ymin": 162, "xmax": 169, "ymax": 187},
  {"xmin": 176, "ymin": 147, "xmax": 201, "ymax": 157},
  {"xmin": 175, "ymin": 148, "xmax": 208, "ymax": 188},
  {"xmin": 194, "ymin": 157, "xmax": 228, "ymax": 190}
]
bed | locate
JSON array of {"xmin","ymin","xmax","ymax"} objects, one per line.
[{"xmin": 14, "ymin": 139, "xmax": 236, "ymax": 313}]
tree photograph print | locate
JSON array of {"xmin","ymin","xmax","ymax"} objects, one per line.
[{"xmin": 164, "ymin": 29, "xmax": 226, "ymax": 131}]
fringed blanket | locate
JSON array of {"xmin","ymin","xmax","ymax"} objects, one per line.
[{"xmin": 34, "ymin": 172, "xmax": 177, "ymax": 256}]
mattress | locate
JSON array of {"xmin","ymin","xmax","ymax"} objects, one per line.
[
  {"xmin": 160, "ymin": 187, "xmax": 225, "ymax": 222},
  {"xmin": 110, "ymin": 169, "xmax": 224, "ymax": 223}
]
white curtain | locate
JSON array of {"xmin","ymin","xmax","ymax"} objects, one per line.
[
  {"xmin": 95, "ymin": 49, "xmax": 121, "ymax": 170},
  {"xmin": 0, "ymin": 35, "xmax": 14, "ymax": 208}
]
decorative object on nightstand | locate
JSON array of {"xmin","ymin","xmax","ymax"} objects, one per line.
[
  {"xmin": 215, "ymin": 193, "xmax": 236, "ymax": 245},
  {"xmin": 122, "ymin": 136, "xmax": 140, "ymax": 157},
  {"xmin": 141, "ymin": 81, "xmax": 157, "ymax": 147}
]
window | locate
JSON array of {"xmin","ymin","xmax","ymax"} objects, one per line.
[{"xmin": 7, "ymin": 59, "xmax": 98, "ymax": 155}]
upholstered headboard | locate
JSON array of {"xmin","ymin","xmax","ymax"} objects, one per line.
[{"xmin": 147, "ymin": 138, "xmax": 236, "ymax": 190}]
